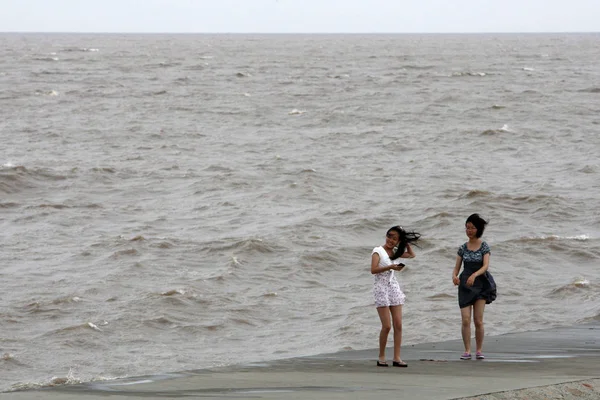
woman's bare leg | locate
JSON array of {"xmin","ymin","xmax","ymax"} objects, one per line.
[
  {"xmin": 376, "ymin": 307, "xmax": 392, "ymax": 361},
  {"xmin": 473, "ymin": 299, "xmax": 486, "ymax": 353},
  {"xmin": 460, "ymin": 306, "xmax": 472, "ymax": 353},
  {"xmin": 389, "ymin": 305, "xmax": 403, "ymax": 362}
]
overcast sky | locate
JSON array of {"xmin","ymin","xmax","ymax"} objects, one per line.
[{"xmin": 1, "ymin": 0, "xmax": 598, "ymax": 33}]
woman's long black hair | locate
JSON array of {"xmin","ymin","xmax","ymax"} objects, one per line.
[{"xmin": 387, "ymin": 225, "xmax": 421, "ymax": 260}]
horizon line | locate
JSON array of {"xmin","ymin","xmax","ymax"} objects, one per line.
[{"xmin": 1, "ymin": 30, "xmax": 599, "ymax": 35}]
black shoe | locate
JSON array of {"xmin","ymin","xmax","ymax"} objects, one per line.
[
  {"xmin": 376, "ymin": 360, "xmax": 389, "ymax": 367},
  {"xmin": 393, "ymin": 361, "xmax": 408, "ymax": 367}
]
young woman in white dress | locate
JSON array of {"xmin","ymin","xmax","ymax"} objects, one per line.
[{"xmin": 371, "ymin": 225, "xmax": 420, "ymax": 367}]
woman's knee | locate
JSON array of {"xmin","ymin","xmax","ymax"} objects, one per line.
[
  {"xmin": 474, "ymin": 317, "xmax": 484, "ymax": 329},
  {"xmin": 461, "ymin": 318, "xmax": 471, "ymax": 328}
]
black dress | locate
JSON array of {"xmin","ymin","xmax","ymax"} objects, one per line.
[{"xmin": 457, "ymin": 242, "xmax": 496, "ymax": 308}]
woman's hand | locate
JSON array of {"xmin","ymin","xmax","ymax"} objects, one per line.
[
  {"xmin": 466, "ymin": 274, "xmax": 476, "ymax": 287},
  {"xmin": 390, "ymin": 263, "xmax": 405, "ymax": 271},
  {"xmin": 404, "ymin": 243, "xmax": 416, "ymax": 258},
  {"xmin": 452, "ymin": 275, "xmax": 460, "ymax": 286}
]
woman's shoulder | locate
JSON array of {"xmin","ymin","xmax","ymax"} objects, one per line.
[
  {"xmin": 481, "ymin": 241, "xmax": 491, "ymax": 253},
  {"xmin": 457, "ymin": 242, "xmax": 467, "ymax": 256},
  {"xmin": 372, "ymin": 246, "xmax": 385, "ymax": 255}
]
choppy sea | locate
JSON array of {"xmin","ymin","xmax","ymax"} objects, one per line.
[{"xmin": 1, "ymin": 32, "xmax": 599, "ymax": 392}]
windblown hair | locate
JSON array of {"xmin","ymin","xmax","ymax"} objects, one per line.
[
  {"xmin": 387, "ymin": 225, "xmax": 421, "ymax": 260},
  {"xmin": 466, "ymin": 213, "xmax": 488, "ymax": 238}
]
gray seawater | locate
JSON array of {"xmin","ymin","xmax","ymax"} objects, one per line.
[{"xmin": 1, "ymin": 32, "xmax": 599, "ymax": 391}]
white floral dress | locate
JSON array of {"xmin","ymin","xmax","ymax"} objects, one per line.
[{"xmin": 372, "ymin": 246, "xmax": 406, "ymax": 308}]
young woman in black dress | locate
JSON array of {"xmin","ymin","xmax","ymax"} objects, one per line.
[{"xmin": 452, "ymin": 214, "xmax": 495, "ymax": 360}]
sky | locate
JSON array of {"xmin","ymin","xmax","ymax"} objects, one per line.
[{"xmin": 1, "ymin": 0, "xmax": 598, "ymax": 33}]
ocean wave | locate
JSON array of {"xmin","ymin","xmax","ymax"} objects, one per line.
[
  {"xmin": 204, "ymin": 237, "xmax": 283, "ymax": 255},
  {"xmin": 413, "ymin": 211, "xmax": 455, "ymax": 232},
  {"xmin": 30, "ymin": 70, "xmax": 71, "ymax": 76},
  {"xmin": 33, "ymin": 56, "xmax": 59, "ymax": 62},
  {"xmin": 299, "ymin": 249, "xmax": 339, "ymax": 266},
  {"xmin": 235, "ymin": 238, "xmax": 280, "ymax": 254},
  {"xmin": 426, "ymin": 293, "xmax": 454, "ymax": 301},
  {"xmin": 578, "ymin": 87, "xmax": 600, "ymax": 93},
  {"xmin": 1, "ymin": 352, "xmax": 26, "ymax": 367},
  {"xmin": 229, "ymin": 318, "xmax": 257, "ymax": 326},
  {"xmin": 59, "ymin": 47, "xmax": 99, "ymax": 52},
  {"xmin": 184, "ymin": 63, "xmax": 209, "ymax": 70},
  {"xmin": 9, "ymin": 369, "xmax": 84, "ymax": 392},
  {"xmin": 548, "ymin": 278, "xmax": 595, "ymax": 298},
  {"xmin": 155, "ymin": 293, "xmax": 196, "ymax": 308},
  {"xmin": 402, "ymin": 64, "xmax": 436, "ymax": 70},
  {"xmin": 461, "ymin": 191, "xmax": 573, "ymax": 215},
  {"xmin": 142, "ymin": 316, "xmax": 179, "ymax": 329},
  {"xmin": 581, "ymin": 313, "xmax": 600, "ymax": 323},
  {"xmin": 328, "ymin": 74, "xmax": 350, "ymax": 79},
  {"xmin": 578, "ymin": 165, "xmax": 597, "ymax": 173},
  {"xmin": 462, "ymin": 189, "xmax": 492, "ymax": 198},
  {"xmin": 35, "ymin": 90, "xmax": 59, "ymax": 96},
  {"xmin": 38, "ymin": 322, "xmax": 106, "ymax": 338},
  {"xmin": 33, "ymin": 203, "xmax": 71, "ymax": 209},
  {"xmin": 450, "ymin": 71, "xmax": 488, "ymax": 77},
  {"xmin": 161, "ymin": 289, "xmax": 185, "ymax": 296},
  {"xmin": 203, "ymin": 165, "xmax": 234, "ymax": 173},
  {"xmin": 22, "ymin": 297, "xmax": 84, "ymax": 315},
  {"xmin": 91, "ymin": 167, "xmax": 116, "ymax": 174},
  {"xmin": 481, "ymin": 124, "xmax": 513, "ymax": 135},
  {"xmin": 110, "ymin": 248, "xmax": 139, "ymax": 258},
  {"xmin": 146, "ymin": 62, "xmax": 183, "ymax": 68},
  {"xmin": 0, "ymin": 165, "xmax": 68, "ymax": 194},
  {"xmin": 519, "ymin": 234, "xmax": 590, "ymax": 243}
]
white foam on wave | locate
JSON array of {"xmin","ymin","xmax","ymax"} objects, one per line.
[
  {"xmin": 550, "ymin": 234, "xmax": 590, "ymax": 241},
  {"xmin": 106, "ymin": 379, "xmax": 154, "ymax": 386},
  {"xmin": 87, "ymin": 322, "xmax": 103, "ymax": 332},
  {"xmin": 451, "ymin": 71, "xmax": 487, "ymax": 77},
  {"xmin": 288, "ymin": 109, "xmax": 305, "ymax": 115},
  {"xmin": 533, "ymin": 234, "xmax": 591, "ymax": 241},
  {"xmin": 573, "ymin": 278, "xmax": 590, "ymax": 287},
  {"xmin": 482, "ymin": 124, "xmax": 513, "ymax": 135},
  {"xmin": 10, "ymin": 368, "xmax": 83, "ymax": 391},
  {"xmin": 35, "ymin": 90, "xmax": 59, "ymax": 96},
  {"xmin": 161, "ymin": 289, "xmax": 186, "ymax": 296}
]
